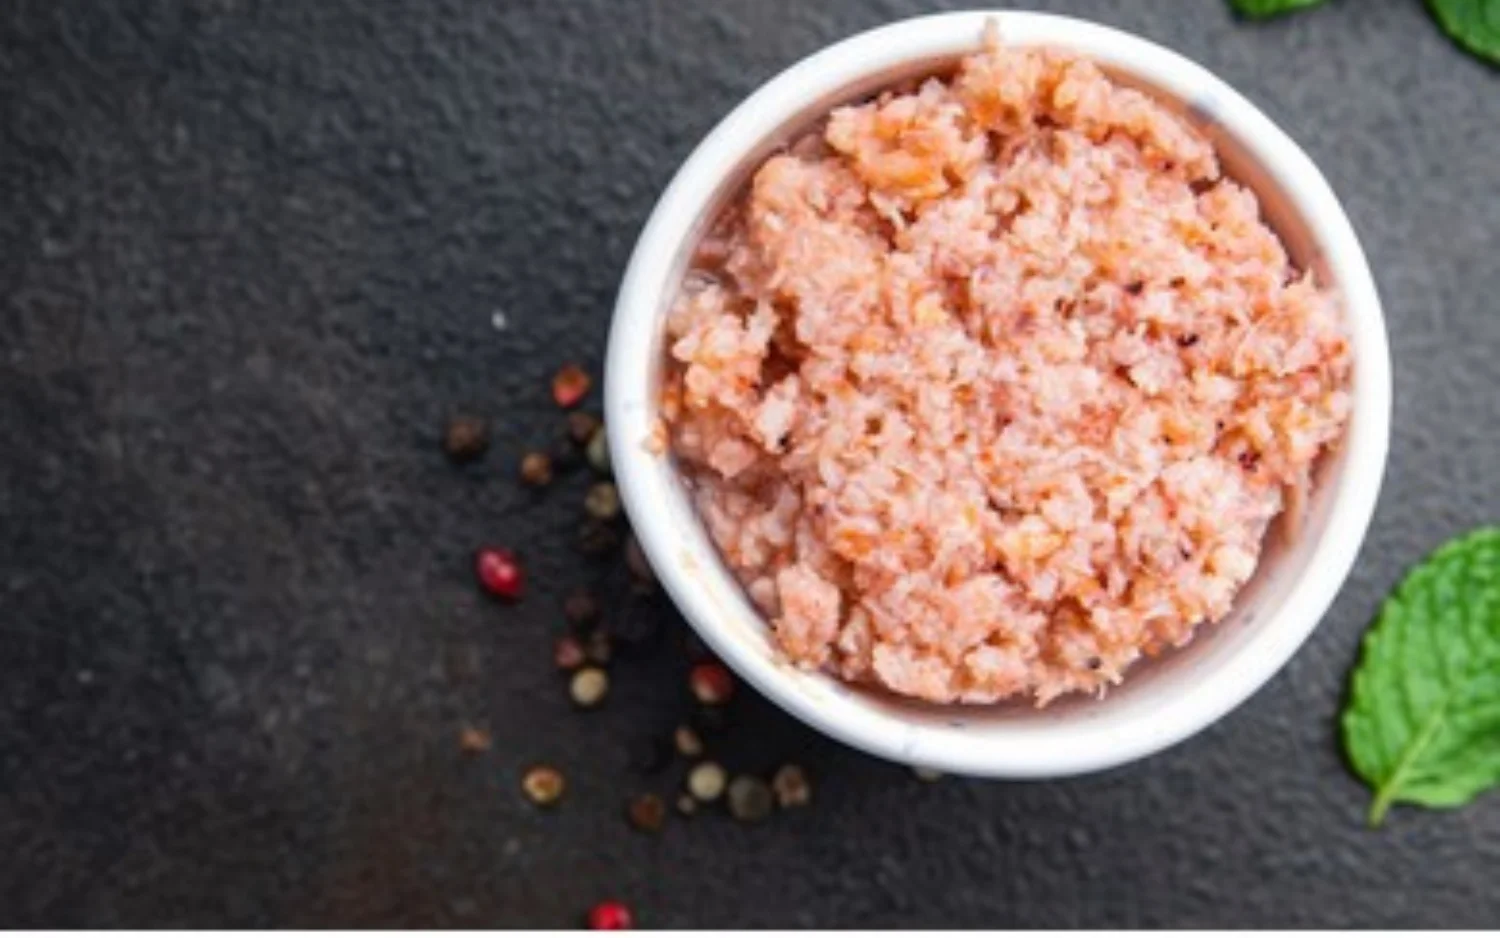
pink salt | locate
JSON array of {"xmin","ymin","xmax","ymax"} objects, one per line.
[{"xmin": 661, "ymin": 39, "xmax": 1352, "ymax": 705}]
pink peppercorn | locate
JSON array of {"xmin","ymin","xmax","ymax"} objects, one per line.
[
  {"xmin": 588, "ymin": 901, "xmax": 633, "ymax": 930},
  {"xmin": 688, "ymin": 661, "xmax": 734, "ymax": 705},
  {"xmin": 552, "ymin": 364, "xmax": 591, "ymax": 409},
  {"xmin": 474, "ymin": 547, "xmax": 524, "ymax": 601}
]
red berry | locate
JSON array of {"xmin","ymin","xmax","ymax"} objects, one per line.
[
  {"xmin": 552, "ymin": 363, "xmax": 592, "ymax": 409},
  {"xmin": 688, "ymin": 661, "xmax": 734, "ymax": 705},
  {"xmin": 475, "ymin": 547, "xmax": 524, "ymax": 601},
  {"xmin": 588, "ymin": 900, "xmax": 633, "ymax": 930}
]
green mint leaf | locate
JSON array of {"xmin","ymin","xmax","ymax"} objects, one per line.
[
  {"xmin": 1229, "ymin": 0, "xmax": 1326, "ymax": 19},
  {"xmin": 1427, "ymin": 0, "xmax": 1500, "ymax": 66},
  {"xmin": 1342, "ymin": 527, "xmax": 1500, "ymax": 828}
]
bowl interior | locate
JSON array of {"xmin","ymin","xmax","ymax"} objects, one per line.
[{"xmin": 609, "ymin": 12, "xmax": 1386, "ymax": 776}]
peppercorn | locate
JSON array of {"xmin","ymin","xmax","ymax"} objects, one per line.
[
  {"xmin": 629, "ymin": 735, "xmax": 672, "ymax": 775},
  {"xmin": 771, "ymin": 764, "xmax": 811, "ymax": 809},
  {"xmin": 570, "ymin": 667, "xmax": 609, "ymax": 709},
  {"xmin": 584, "ymin": 630, "xmax": 612, "ymax": 666},
  {"xmin": 578, "ymin": 520, "xmax": 621, "ymax": 556},
  {"xmin": 673, "ymin": 725, "xmax": 703, "ymax": 759},
  {"xmin": 675, "ymin": 793, "xmax": 698, "ymax": 817},
  {"xmin": 726, "ymin": 775, "xmax": 773, "ymax": 823},
  {"xmin": 458, "ymin": 725, "xmax": 492, "ymax": 754},
  {"xmin": 624, "ymin": 535, "xmax": 655, "ymax": 590},
  {"xmin": 554, "ymin": 635, "xmax": 587, "ymax": 671},
  {"xmin": 687, "ymin": 761, "xmax": 727, "ymax": 802},
  {"xmin": 442, "ymin": 414, "xmax": 489, "ymax": 462},
  {"xmin": 563, "ymin": 588, "xmax": 601, "ymax": 630},
  {"xmin": 585, "ymin": 425, "xmax": 611, "ymax": 475},
  {"xmin": 584, "ymin": 482, "xmax": 621, "ymax": 521},
  {"xmin": 689, "ymin": 662, "xmax": 734, "ymax": 706},
  {"xmin": 553, "ymin": 363, "xmax": 591, "ymax": 409},
  {"xmin": 521, "ymin": 765, "xmax": 565, "ymax": 806},
  {"xmin": 690, "ymin": 705, "xmax": 730, "ymax": 736},
  {"xmin": 519, "ymin": 450, "xmax": 554, "ymax": 487},
  {"xmin": 609, "ymin": 599, "xmax": 662, "ymax": 648},
  {"xmin": 588, "ymin": 900, "xmax": 632, "ymax": 930},
  {"xmin": 568, "ymin": 411, "xmax": 602, "ymax": 446},
  {"xmin": 474, "ymin": 547, "xmax": 524, "ymax": 601},
  {"xmin": 548, "ymin": 430, "xmax": 582, "ymax": 474},
  {"xmin": 625, "ymin": 793, "xmax": 666, "ymax": 834}
]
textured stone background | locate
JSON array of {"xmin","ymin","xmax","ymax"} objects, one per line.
[{"xmin": 2, "ymin": 0, "xmax": 1498, "ymax": 927}]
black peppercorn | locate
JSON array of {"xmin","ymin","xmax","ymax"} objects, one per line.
[
  {"xmin": 691, "ymin": 705, "xmax": 730, "ymax": 736},
  {"xmin": 578, "ymin": 520, "xmax": 621, "ymax": 556},
  {"xmin": 626, "ymin": 793, "xmax": 666, "ymax": 834},
  {"xmin": 610, "ymin": 599, "xmax": 662, "ymax": 648},
  {"xmin": 630, "ymin": 735, "xmax": 673, "ymax": 775},
  {"xmin": 568, "ymin": 411, "xmax": 602, "ymax": 446},
  {"xmin": 442, "ymin": 414, "xmax": 489, "ymax": 462},
  {"xmin": 624, "ymin": 535, "xmax": 656, "ymax": 590},
  {"xmin": 564, "ymin": 588, "xmax": 601, "ymax": 630},
  {"xmin": 519, "ymin": 450, "xmax": 554, "ymax": 487}
]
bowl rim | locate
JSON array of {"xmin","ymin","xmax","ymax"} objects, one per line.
[{"xmin": 605, "ymin": 9, "xmax": 1391, "ymax": 778}]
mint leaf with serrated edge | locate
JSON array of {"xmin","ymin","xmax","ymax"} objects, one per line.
[
  {"xmin": 1229, "ymin": 0, "xmax": 1326, "ymax": 19},
  {"xmin": 1428, "ymin": 0, "xmax": 1500, "ymax": 66},
  {"xmin": 1342, "ymin": 528, "xmax": 1500, "ymax": 827}
]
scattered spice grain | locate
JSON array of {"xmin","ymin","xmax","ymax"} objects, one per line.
[
  {"xmin": 688, "ymin": 662, "xmax": 734, "ymax": 705},
  {"xmin": 553, "ymin": 635, "xmax": 587, "ymax": 671},
  {"xmin": 687, "ymin": 761, "xmax": 727, "ymax": 802},
  {"xmin": 442, "ymin": 414, "xmax": 489, "ymax": 462},
  {"xmin": 726, "ymin": 775, "xmax": 773, "ymax": 823},
  {"xmin": 474, "ymin": 547, "xmax": 524, "ymax": 601},
  {"xmin": 570, "ymin": 667, "xmax": 609, "ymax": 708},
  {"xmin": 771, "ymin": 764, "xmax": 811, "ymax": 809},
  {"xmin": 585, "ymin": 482, "xmax": 621, "ymax": 521},
  {"xmin": 625, "ymin": 793, "xmax": 667, "ymax": 834},
  {"xmin": 519, "ymin": 450, "xmax": 554, "ymax": 487},
  {"xmin": 521, "ymin": 765, "xmax": 565, "ymax": 806},
  {"xmin": 552, "ymin": 364, "xmax": 591, "ymax": 408}
]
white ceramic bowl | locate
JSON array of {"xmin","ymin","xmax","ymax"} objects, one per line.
[{"xmin": 606, "ymin": 10, "xmax": 1390, "ymax": 778}]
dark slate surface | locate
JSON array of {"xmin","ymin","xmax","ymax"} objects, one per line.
[{"xmin": 2, "ymin": 0, "xmax": 1498, "ymax": 927}]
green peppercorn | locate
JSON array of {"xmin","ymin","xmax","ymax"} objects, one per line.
[
  {"xmin": 585, "ymin": 425, "xmax": 611, "ymax": 476},
  {"xmin": 584, "ymin": 482, "xmax": 620, "ymax": 521},
  {"xmin": 726, "ymin": 775, "xmax": 773, "ymax": 823}
]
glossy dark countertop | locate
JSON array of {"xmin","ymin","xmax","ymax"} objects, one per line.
[{"xmin": 3, "ymin": 0, "xmax": 1498, "ymax": 927}]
